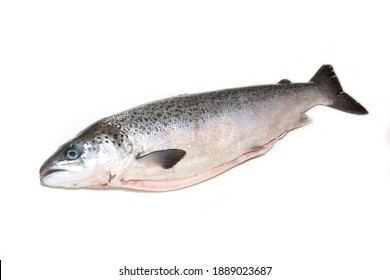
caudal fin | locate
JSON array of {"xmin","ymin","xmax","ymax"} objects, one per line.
[{"xmin": 310, "ymin": 65, "xmax": 368, "ymax": 115}]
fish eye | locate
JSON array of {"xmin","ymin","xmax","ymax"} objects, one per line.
[{"xmin": 65, "ymin": 148, "xmax": 79, "ymax": 160}]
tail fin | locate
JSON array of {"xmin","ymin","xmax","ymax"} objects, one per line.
[{"xmin": 310, "ymin": 65, "xmax": 368, "ymax": 115}]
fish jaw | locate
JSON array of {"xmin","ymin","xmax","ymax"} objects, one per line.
[
  {"xmin": 40, "ymin": 165, "xmax": 111, "ymax": 188},
  {"xmin": 39, "ymin": 152, "xmax": 131, "ymax": 188}
]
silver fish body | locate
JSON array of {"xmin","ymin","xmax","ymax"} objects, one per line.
[{"xmin": 40, "ymin": 65, "xmax": 368, "ymax": 191}]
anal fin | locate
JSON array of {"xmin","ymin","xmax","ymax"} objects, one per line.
[{"xmin": 293, "ymin": 113, "xmax": 311, "ymax": 130}]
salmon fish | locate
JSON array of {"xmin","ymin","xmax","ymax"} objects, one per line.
[{"xmin": 39, "ymin": 65, "xmax": 368, "ymax": 191}]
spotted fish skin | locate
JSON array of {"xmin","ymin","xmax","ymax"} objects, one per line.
[{"xmin": 40, "ymin": 65, "xmax": 368, "ymax": 191}]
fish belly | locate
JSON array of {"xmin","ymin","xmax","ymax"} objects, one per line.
[{"xmin": 115, "ymin": 131, "xmax": 287, "ymax": 191}]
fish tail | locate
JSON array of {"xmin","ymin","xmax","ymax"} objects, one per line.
[{"xmin": 310, "ymin": 65, "xmax": 368, "ymax": 115}]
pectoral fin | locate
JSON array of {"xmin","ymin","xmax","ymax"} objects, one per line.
[{"xmin": 136, "ymin": 149, "xmax": 186, "ymax": 169}]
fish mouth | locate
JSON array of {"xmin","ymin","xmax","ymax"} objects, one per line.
[{"xmin": 40, "ymin": 168, "xmax": 65, "ymax": 179}]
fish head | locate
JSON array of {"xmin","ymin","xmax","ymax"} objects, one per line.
[{"xmin": 40, "ymin": 122, "xmax": 132, "ymax": 188}]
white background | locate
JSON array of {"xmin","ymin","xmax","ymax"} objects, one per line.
[{"xmin": 0, "ymin": 1, "xmax": 389, "ymax": 279}]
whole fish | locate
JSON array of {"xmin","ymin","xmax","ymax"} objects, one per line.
[{"xmin": 40, "ymin": 65, "xmax": 368, "ymax": 191}]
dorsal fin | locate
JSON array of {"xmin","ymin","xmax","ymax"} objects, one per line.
[{"xmin": 278, "ymin": 79, "xmax": 291, "ymax": 85}]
